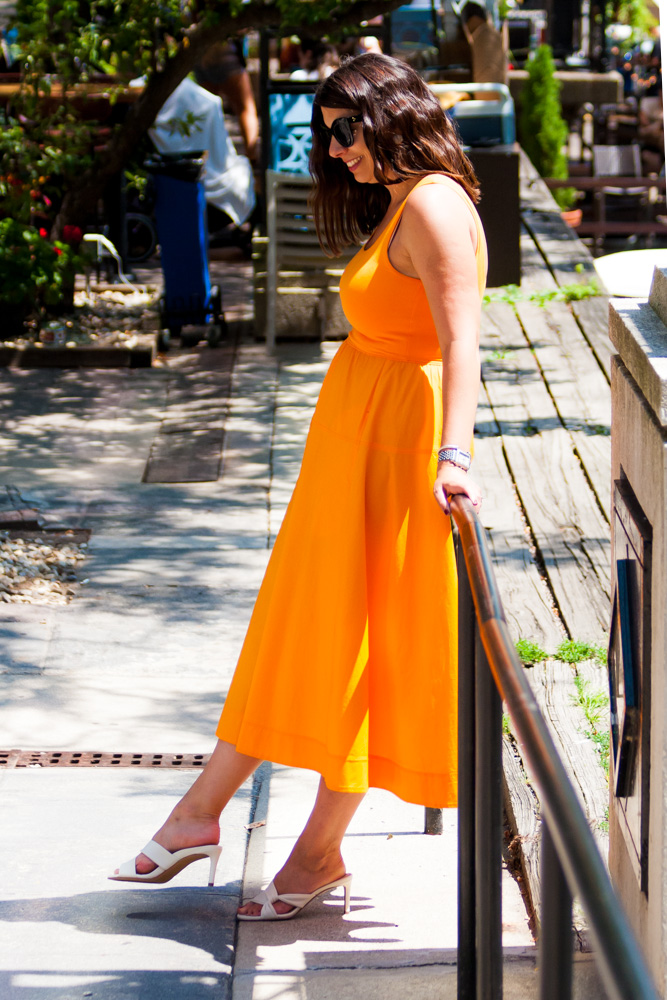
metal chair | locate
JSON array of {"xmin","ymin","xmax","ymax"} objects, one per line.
[{"xmin": 592, "ymin": 143, "xmax": 648, "ymax": 247}]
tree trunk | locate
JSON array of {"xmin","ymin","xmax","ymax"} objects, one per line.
[{"xmin": 52, "ymin": 0, "xmax": 403, "ymax": 237}]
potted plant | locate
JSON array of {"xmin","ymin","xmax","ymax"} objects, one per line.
[{"xmin": 518, "ymin": 44, "xmax": 579, "ymax": 221}]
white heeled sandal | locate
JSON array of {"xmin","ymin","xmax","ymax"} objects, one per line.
[
  {"xmin": 237, "ymin": 873, "xmax": 352, "ymax": 921},
  {"xmin": 108, "ymin": 839, "xmax": 222, "ymax": 886}
]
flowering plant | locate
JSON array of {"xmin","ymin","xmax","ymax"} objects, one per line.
[{"xmin": 0, "ymin": 218, "xmax": 81, "ymax": 308}]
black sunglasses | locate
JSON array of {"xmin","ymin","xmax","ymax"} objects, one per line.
[{"xmin": 318, "ymin": 114, "xmax": 363, "ymax": 148}]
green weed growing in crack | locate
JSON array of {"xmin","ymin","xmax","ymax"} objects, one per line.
[
  {"xmin": 515, "ymin": 638, "xmax": 548, "ymax": 665},
  {"xmin": 556, "ymin": 639, "xmax": 606, "ymax": 666},
  {"xmin": 483, "ymin": 279, "xmax": 601, "ymax": 309},
  {"xmin": 572, "ymin": 673, "xmax": 610, "ymax": 774}
]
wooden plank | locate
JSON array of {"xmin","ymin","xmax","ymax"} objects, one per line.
[
  {"xmin": 481, "ymin": 301, "xmax": 611, "ymax": 642},
  {"xmin": 515, "ymin": 300, "xmax": 611, "ymax": 517},
  {"xmin": 571, "ymin": 296, "xmax": 613, "ymax": 379},
  {"xmin": 545, "ymin": 176, "xmax": 666, "ymax": 191},
  {"xmin": 503, "ymin": 735, "xmax": 541, "ymax": 930},
  {"xmin": 531, "ymin": 658, "xmax": 609, "ymax": 858},
  {"xmin": 522, "ymin": 209, "xmax": 597, "ymax": 287},
  {"xmin": 519, "ymin": 148, "xmax": 598, "ymax": 287},
  {"xmin": 474, "ymin": 428, "xmax": 564, "ymax": 649},
  {"xmin": 513, "ymin": 300, "xmax": 610, "ymax": 430},
  {"xmin": 518, "ymin": 224, "xmax": 559, "ymax": 294}
]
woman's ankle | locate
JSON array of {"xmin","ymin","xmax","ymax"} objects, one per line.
[
  {"xmin": 283, "ymin": 845, "xmax": 344, "ymax": 878},
  {"xmin": 155, "ymin": 807, "xmax": 221, "ymax": 847}
]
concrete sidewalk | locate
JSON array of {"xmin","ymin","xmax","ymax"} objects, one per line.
[{"xmin": 0, "ymin": 335, "xmax": 536, "ymax": 1000}]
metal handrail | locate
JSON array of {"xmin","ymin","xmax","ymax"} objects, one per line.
[{"xmin": 449, "ymin": 493, "xmax": 659, "ymax": 1000}]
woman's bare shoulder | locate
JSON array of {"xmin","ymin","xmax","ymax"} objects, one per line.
[
  {"xmin": 405, "ymin": 177, "xmax": 474, "ymax": 217},
  {"xmin": 401, "ymin": 179, "xmax": 478, "ymax": 248}
]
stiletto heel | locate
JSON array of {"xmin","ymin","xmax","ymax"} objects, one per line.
[
  {"xmin": 207, "ymin": 849, "xmax": 221, "ymax": 886},
  {"xmin": 109, "ymin": 840, "xmax": 222, "ymax": 885},
  {"xmin": 238, "ymin": 873, "xmax": 353, "ymax": 921}
]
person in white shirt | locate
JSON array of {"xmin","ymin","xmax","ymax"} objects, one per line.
[{"xmin": 150, "ymin": 76, "xmax": 256, "ymax": 233}]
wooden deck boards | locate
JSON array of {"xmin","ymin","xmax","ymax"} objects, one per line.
[
  {"xmin": 481, "ymin": 300, "xmax": 611, "ymax": 642},
  {"xmin": 483, "ymin": 167, "xmax": 614, "ymax": 942}
]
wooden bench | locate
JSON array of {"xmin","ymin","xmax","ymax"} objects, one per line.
[{"xmin": 261, "ymin": 170, "xmax": 356, "ymax": 348}]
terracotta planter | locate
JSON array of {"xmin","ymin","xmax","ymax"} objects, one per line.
[{"xmin": 561, "ymin": 208, "xmax": 583, "ymax": 229}]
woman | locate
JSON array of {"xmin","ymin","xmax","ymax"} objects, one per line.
[{"xmin": 111, "ymin": 53, "xmax": 486, "ymax": 921}]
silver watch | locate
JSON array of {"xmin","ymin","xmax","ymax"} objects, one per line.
[{"xmin": 437, "ymin": 446, "xmax": 471, "ymax": 471}]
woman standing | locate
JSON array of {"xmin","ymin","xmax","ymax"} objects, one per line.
[{"xmin": 111, "ymin": 53, "xmax": 486, "ymax": 921}]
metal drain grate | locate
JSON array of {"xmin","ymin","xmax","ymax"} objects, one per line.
[{"xmin": 0, "ymin": 750, "xmax": 211, "ymax": 768}]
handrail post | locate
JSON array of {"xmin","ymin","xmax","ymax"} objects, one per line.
[
  {"xmin": 539, "ymin": 821, "xmax": 574, "ymax": 1000},
  {"xmin": 449, "ymin": 494, "xmax": 660, "ymax": 1000},
  {"xmin": 457, "ymin": 533, "xmax": 477, "ymax": 1000},
  {"xmin": 475, "ymin": 629, "xmax": 503, "ymax": 1000},
  {"xmin": 425, "ymin": 807, "xmax": 444, "ymax": 835}
]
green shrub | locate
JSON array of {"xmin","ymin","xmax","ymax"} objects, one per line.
[{"xmin": 518, "ymin": 44, "xmax": 576, "ymax": 211}]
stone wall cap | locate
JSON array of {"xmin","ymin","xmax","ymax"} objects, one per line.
[
  {"xmin": 649, "ymin": 266, "xmax": 667, "ymax": 326},
  {"xmin": 610, "ymin": 294, "xmax": 667, "ymax": 428}
]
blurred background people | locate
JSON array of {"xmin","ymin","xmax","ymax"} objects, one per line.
[
  {"xmin": 150, "ymin": 76, "xmax": 256, "ymax": 251},
  {"xmin": 290, "ymin": 38, "xmax": 339, "ymax": 80},
  {"xmin": 457, "ymin": 1, "xmax": 507, "ymax": 87},
  {"xmin": 195, "ymin": 39, "xmax": 259, "ymax": 164}
]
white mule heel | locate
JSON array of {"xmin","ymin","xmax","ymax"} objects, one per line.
[
  {"xmin": 237, "ymin": 873, "xmax": 352, "ymax": 921},
  {"xmin": 109, "ymin": 840, "xmax": 222, "ymax": 886}
]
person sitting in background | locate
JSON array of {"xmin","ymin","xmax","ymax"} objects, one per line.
[
  {"xmin": 195, "ymin": 39, "xmax": 259, "ymax": 164},
  {"xmin": 457, "ymin": 1, "xmax": 507, "ymax": 88},
  {"xmin": 290, "ymin": 39, "xmax": 339, "ymax": 81},
  {"xmin": 150, "ymin": 76, "xmax": 256, "ymax": 252}
]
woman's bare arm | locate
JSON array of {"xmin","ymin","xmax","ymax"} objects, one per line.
[{"xmin": 391, "ymin": 183, "xmax": 484, "ymax": 513}]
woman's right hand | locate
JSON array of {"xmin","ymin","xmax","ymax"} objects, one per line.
[{"xmin": 432, "ymin": 464, "xmax": 483, "ymax": 516}]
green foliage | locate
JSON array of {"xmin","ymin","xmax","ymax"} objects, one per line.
[
  {"xmin": 502, "ymin": 712, "xmax": 511, "ymax": 736},
  {"xmin": 515, "ymin": 638, "xmax": 548, "ymax": 664},
  {"xmin": 6, "ymin": 0, "xmax": 399, "ymax": 236},
  {"xmin": 0, "ymin": 219, "xmax": 80, "ymax": 307},
  {"xmin": 518, "ymin": 45, "xmax": 576, "ymax": 211},
  {"xmin": 14, "ymin": 0, "xmax": 389, "ymax": 86},
  {"xmin": 572, "ymin": 674, "xmax": 610, "ymax": 773},
  {"xmin": 483, "ymin": 278, "xmax": 601, "ymax": 308},
  {"xmin": 606, "ymin": 1, "xmax": 657, "ymax": 36},
  {"xmin": 0, "ymin": 113, "xmax": 93, "ymax": 226},
  {"xmin": 497, "ymin": 0, "xmax": 512, "ymax": 19},
  {"xmin": 17, "ymin": 0, "xmax": 197, "ymax": 84},
  {"xmin": 556, "ymin": 640, "xmax": 607, "ymax": 665}
]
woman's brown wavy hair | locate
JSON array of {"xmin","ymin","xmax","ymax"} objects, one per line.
[{"xmin": 310, "ymin": 53, "xmax": 480, "ymax": 256}]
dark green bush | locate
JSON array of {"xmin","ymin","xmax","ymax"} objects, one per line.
[{"xmin": 519, "ymin": 45, "xmax": 576, "ymax": 211}]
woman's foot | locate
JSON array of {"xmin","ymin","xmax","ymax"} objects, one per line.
[
  {"xmin": 238, "ymin": 852, "xmax": 346, "ymax": 917},
  {"xmin": 114, "ymin": 812, "xmax": 220, "ymax": 876}
]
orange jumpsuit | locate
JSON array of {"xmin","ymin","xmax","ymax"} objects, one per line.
[{"xmin": 217, "ymin": 174, "xmax": 487, "ymax": 807}]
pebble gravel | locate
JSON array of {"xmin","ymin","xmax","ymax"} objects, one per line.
[{"xmin": 0, "ymin": 534, "xmax": 88, "ymax": 604}]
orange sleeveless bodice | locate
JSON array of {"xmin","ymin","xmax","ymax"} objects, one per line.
[{"xmin": 340, "ymin": 173, "xmax": 487, "ymax": 364}]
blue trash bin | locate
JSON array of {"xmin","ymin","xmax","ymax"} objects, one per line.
[{"xmin": 146, "ymin": 152, "xmax": 226, "ymax": 350}]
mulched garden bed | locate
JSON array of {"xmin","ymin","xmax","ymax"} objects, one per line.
[{"xmin": 0, "ymin": 287, "xmax": 159, "ymax": 368}]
